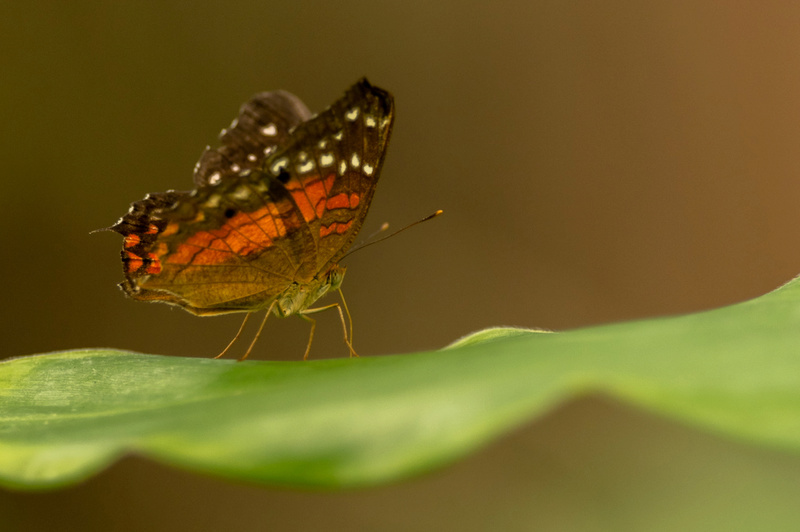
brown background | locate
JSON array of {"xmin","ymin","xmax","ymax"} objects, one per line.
[{"xmin": 3, "ymin": 1, "xmax": 800, "ymax": 530}]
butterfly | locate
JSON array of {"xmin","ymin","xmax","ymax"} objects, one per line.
[{"xmin": 104, "ymin": 78, "xmax": 394, "ymax": 360}]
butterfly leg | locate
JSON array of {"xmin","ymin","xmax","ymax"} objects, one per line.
[
  {"xmin": 238, "ymin": 301, "xmax": 276, "ymax": 361},
  {"xmin": 299, "ymin": 302, "xmax": 358, "ymax": 359},
  {"xmin": 298, "ymin": 313, "xmax": 318, "ymax": 361},
  {"xmin": 214, "ymin": 312, "xmax": 252, "ymax": 359},
  {"xmin": 337, "ymin": 289, "xmax": 354, "ymax": 348}
]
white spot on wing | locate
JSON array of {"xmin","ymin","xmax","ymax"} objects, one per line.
[
  {"xmin": 333, "ymin": 130, "xmax": 343, "ymax": 141},
  {"xmin": 320, "ymin": 153, "xmax": 334, "ymax": 167},
  {"xmin": 363, "ymin": 163, "xmax": 374, "ymax": 176},
  {"xmin": 263, "ymin": 146, "xmax": 274, "ymax": 156},
  {"xmin": 232, "ymin": 185, "xmax": 251, "ymax": 200},
  {"xmin": 260, "ymin": 123, "xmax": 277, "ymax": 136},
  {"xmin": 318, "ymin": 139, "xmax": 328, "ymax": 149},
  {"xmin": 219, "ymin": 128, "xmax": 227, "ymax": 137},
  {"xmin": 270, "ymin": 157, "xmax": 289, "ymax": 175},
  {"xmin": 298, "ymin": 160, "xmax": 315, "ymax": 173},
  {"xmin": 230, "ymin": 163, "xmax": 240, "ymax": 173},
  {"xmin": 365, "ymin": 115, "xmax": 377, "ymax": 128},
  {"xmin": 208, "ymin": 172, "xmax": 222, "ymax": 185},
  {"xmin": 230, "ymin": 118, "xmax": 239, "ymax": 128},
  {"xmin": 346, "ymin": 107, "xmax": 360, "ymax": 121},
  {"xmin": 247, "ymin": 153, "xmax": 257, "ymax": 162},
  {"xmin": 339, "ymin": 159, "xmax": 347, "ymax": 175},
  {"xmin": 350, "ymin": 153, "xmax": 360, "ymax": 168}
]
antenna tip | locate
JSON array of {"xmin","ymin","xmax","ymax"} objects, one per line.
[{"xmin": 422, "ymin": 209, "xmax": 443, "ymax": 221}]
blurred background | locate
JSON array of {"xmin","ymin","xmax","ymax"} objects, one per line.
[{"xmin": 4, "ymin": 1, "xmax": 800, "ymax": 530}]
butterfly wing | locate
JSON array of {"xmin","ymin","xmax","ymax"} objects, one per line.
[
  {"xmin": 193, "ymin": 90, "xmax": 312, "ymax": 187},
  {"xmin": 254, "ymin": 79, "xmax": 394, "ymax": 281}
]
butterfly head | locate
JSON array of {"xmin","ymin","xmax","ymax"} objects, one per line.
[{"xmin": 273, "ymin": 265, "xmax": 346, "ymax": 318}]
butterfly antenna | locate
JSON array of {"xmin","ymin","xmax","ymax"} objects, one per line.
[
  {"xmin": 342, "ymin": 210, "xmax": 443, "ymax": 260},
  {"xmin": 357, "ymin": 221, "xmax": 391, "ymax": 247}
]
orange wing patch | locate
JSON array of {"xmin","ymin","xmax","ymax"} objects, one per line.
[
  {"xmin": 319, "ymin": 220, "xmax": 354, "ymax": 238},
  {"xmin": 325, "ymin": 192, "xmax": 360, "ymax": 211},
  {"xmin": 286, "ymin": 174, "xmax": 338, "ymax": 222},
  {"xmin": 124, "ymin": 234, "xmax": 141, "ymax": 248},
  {"xmin": 325, "ymin": 194, "xmax": 350, "ymax": 210},
  {"xmin": 123, "ymin": 251, "xmax": 161, "ymax": 274},
  {"xmin": 293, "ymin": 178, "xmax": 326, "ymax": 222},
  {"xmin": 124, "ymin": 251, "xmax": 144, "ymax": 272},
  {"xmin": 168, "ymin": 231, "xmax": 221, "ymax": 266},
  {"xmin": 164, "ymin": 199, "xmax": 306, "ymax": 267},
  {"xmin": 283, "ymin": 170, "xmax": 362, "ymax": 240},
  {"xmin": 321, "ymin": 174, "xmax": 335, "ymax": 193},
  {"xmin": 144, "ymin": 253, "xmax": 162, "ymax": 274}
]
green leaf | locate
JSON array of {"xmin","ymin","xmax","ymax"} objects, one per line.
[{"xmin": 4, "ymin": 276, "xmax": 800, "ymax": 491}]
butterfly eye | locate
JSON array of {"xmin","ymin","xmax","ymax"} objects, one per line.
[{"xmin": 328, "ymin": 266, "xmax": 345, "ymax": 289}]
